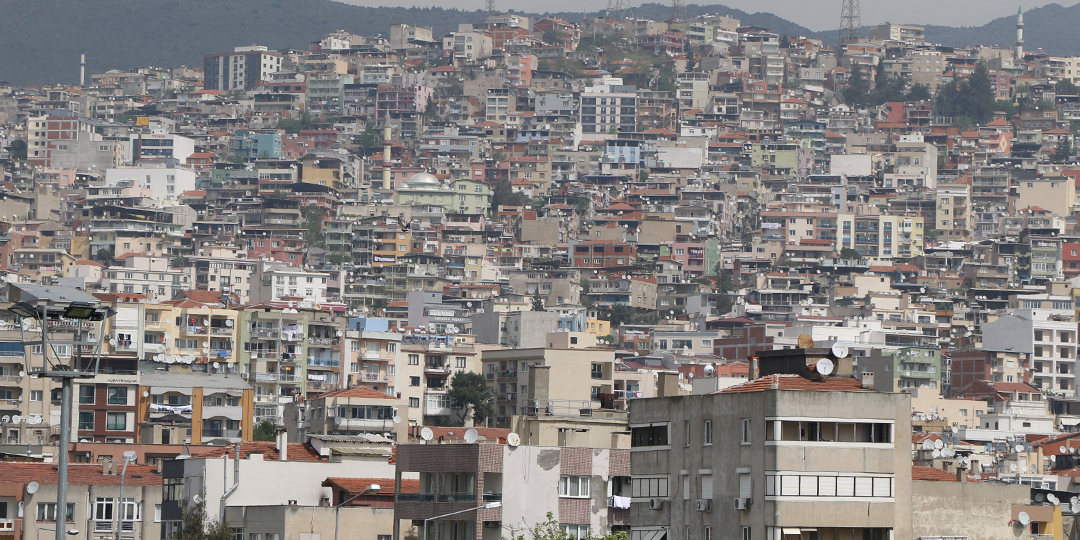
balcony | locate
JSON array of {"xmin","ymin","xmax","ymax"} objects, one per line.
[
  {"xmin": 501, "ymin": 393, "xmax": 517, "ymax": 401},
  {"xmin": 425, "ymin": 363, "xmax": 451, "ymax": 374},
  {"xmin": 203, "ymin": 405, "xmax": 243, "ymax": 420},
  {"xmin": 0, "ymin": 375, "xmax": 23, "ymax": 385},
  {"xmin": 183, "ymin": 326, "xmax": 208, "ymax": 335},
  {"xmin": 334, "ymin": 417, "xmax": 395, "ymax": 430},
  {"xmin": 902, "ymin": 370, "xmax": 935, "ymax": 379},
  {"xmin": 363, "ymin": 351, "xmax": 395, "ymax": 361},
  {"xmin": 202, "ymin": 428, "xmax": 241, "ymax": 439},
  {"xmin": 307, "ymin": 358, "xmax": 340, "ymax": 368},
  {"xmin": 210, "ymin": 327, "xmax": 234, "ymax": 336},
  {"xmin": 254, "ymin": 394, "xmax": 278, "ymax": 403},
  {"xmin": 253, "ymin": 328, "xmax": 280, "ymax": 339},
  {"xmin": 500, "ymin": 370, "xmax": 517, "ymax": 379},
  {"xmin": 308, "ymin": 337, "xmax": 340, "ymax": 346}
]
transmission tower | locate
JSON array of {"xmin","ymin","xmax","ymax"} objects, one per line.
[
  {"xmin": 486, "ymin": 0, "xmax": 494, "ymax": 14},
  {"xmin": 838, "ymin": 0, "xmax": 861, "ymax": 46},
  {"xmin": 606, "ymin": 0, "xmax": 629, "ymax": 21},
  {"xmin": 672, "ymin": 0, "xmax": 685, "ymax": 21}
]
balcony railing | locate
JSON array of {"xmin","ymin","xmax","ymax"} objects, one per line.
[
  {"xmin": 307, "ymin": 358, "xmax": 340, "ymax": 368},
  {"xmin": 202, "ymin": 428, "xmax": 242, "ymax": 438}
]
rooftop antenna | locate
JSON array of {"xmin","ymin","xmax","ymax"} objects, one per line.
[
  {"xmin": 672, "ymin": 0, "xmax": 685, "ymax": 21},
  {"xmin": 838, "ymin": 0, "xmax": 861, "ymax": 47}
]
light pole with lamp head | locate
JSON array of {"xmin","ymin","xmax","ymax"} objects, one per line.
[
  {"xmin": 36, "ymin": 527, "xmax": 78, "ymax": 540},
  {"xmin": 8, "ymin": 285, "xmax": 115, "ymax": 540},
  {"xmin": 333, "ymin": 484, "xmax": 380, "ymax": 540},
  {"xmin": 114, "ymin": 450, "xmax": 138, "ymax": 540},
  {"xmin": 423, "ymin": 502, "xmax": 501, "ymax": 540}
]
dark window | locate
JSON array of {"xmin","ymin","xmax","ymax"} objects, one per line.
[{"xmin": 631, "ymin": 425, "xmax": 669, "ymax": 447}]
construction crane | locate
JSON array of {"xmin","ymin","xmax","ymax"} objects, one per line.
[{"xmin": 838, "ymin": 0, "xmax": 861, "ymax": 46}]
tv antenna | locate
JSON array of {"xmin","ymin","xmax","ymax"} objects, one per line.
[{"xmin": 838, "ymin": 0, "xmax": 861, "ymax": 46}]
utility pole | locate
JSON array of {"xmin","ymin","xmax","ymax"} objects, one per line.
[{"xmin": 838, "ymin": 0, "xmax": 861, "ymax": 47}]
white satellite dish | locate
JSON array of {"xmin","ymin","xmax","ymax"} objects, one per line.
[
  {"xmin": 1052, "ymin": 455, "xmax": 1057, "ymax": 463},
  {"xmin": 934, "ymin": 439, "xmax": 944, "ymax": 450},
  {"xmin": 1018, "ymin": 511, "xmax": 1031, "ymax": 525},
  {"xmin": 1049, "ymin": 494, "xmax": 1060, "ymax": 505},
  {"xmin": 1061, "ymin": 446, "xmax": 1068, "ymax": 453},
  {"xmin": 932, "ymin": 448, "xmax": 941, "ymax": 458},
  {"xmin": 143, "ymin": 391, "xmax": 150, "ymax": 398},
  {"xmin": 392, "ymin": 415, "xmax": 401, "ymax": 424},
  {"xmin": 26, "ymin": 481, "xmax": 39, "ymax": 494},
  {"xmin": 11, "ymin": 415, "xmax": 20, "ymax": 424},
  {"xmin": 1072, "ymin": 501, "xmax": 1080, "ymax": 514},
  {"xmin": 420, "ymin": 427, "xmax": 434, "ymax": 441},
  {"xmin": 212, "ymin": 362, "xmax": 220, "ymax": 369},
  {"xmin": 1009, "ymin": 463, "xmax": 1018, "ymax": 473},
  {"xmin": 464, "ymin": 428, "xmax": 478, "ymax": 444},
  {"xmin": 1072, "ymin": 447, "xmax": 1077, "ymax": 455},
  {"xmin": 816, "ymin": 358, "xmax": 834, "ymax": 376},
  {"xmin": 1016, "ymin": 444, "xmax": 1025, "ymax": 453},
  {"xmin": 1036, "ymin": 493, "xmax": 1046, "ymax": 502},
  {"xmin": 225, "ymin": 320, "xmax": 234, "ymax": 327},
  {"xmin": 193, "ymin": 494, "xmax": 203, "ymax": 505},
  {"xmin": 507, "ymin": 433, "xmax": 521, "ymax": 447},
  {"xmin": 922, "ymin": 440, "xmax": 934, "ymax": 450},
  {"xmin": 830, "ymin": 343, "xmax": 849, "ymax": 358}
]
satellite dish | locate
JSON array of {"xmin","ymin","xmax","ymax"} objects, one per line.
[
  {"xmin": 816, "ymin": 358, "xmax": 835, "ymax": 376},
  {"xmin": 507, "ymin": 433, "xmax": 521, "ymax": 447},
  {"xmin": 225, "ymin": 320, "xmax": 234, "ymax": 327},
  {"xmin": 213, "ymin": 362, "xmax": 220, "ymax": 369},
  {"xmin": 1036, "ymin": 493, "xmax": 1046, "ymax": 502},
  {"xmin": 922, "ymin": 440, "xmax": 933, "ymax": 450},
  {"xmin": 464, "ymin": 428, "xmax": 478, "ymax": 444},
  {"xmin": 1072, "ymin": 447, "xmax": 1077, "ymax": 455},
  {"xmin": 1061, "ymin": 446, "xmax": 1067, "ymax": 453},
  {"xmin": 392, "ymin": 415, "xmax": 401, "ymax": 424},
  {"xmin": 1072, "ymin": 502, "xmax": 1080, "ymax": 514},
  {"xmin": 1016, "ymin": 444, "xmax": 1025, "ymax": 453},
  {"xmin": 1052, "ymin": 455, "xmax": 1057, "ymax": 463},
  {"xmin": 1049, "ymin": 494, "xmax": 1060, "ymax": 505},
  {"xmin": 193, "ymin": 494, "xmax": 203, "ymax": 504},
  {"xmin": 934, "ymin": 439, "xmax": 944, "ymax": 450},
  {"xmin": 703, "ymin": 364, "xmax": 715, "ymax": 376},
  {"xmin": 26, "ymin": 482, "xmax": 39, "ymax": 494},
  {"xmin": 932, "ymin": 448, "xmax": 941, "ymax": 458},
  {"xmin": 831, "ymin": 343, "xmax": 849, "ymax": 358},
  {"xmin": 1018, "ymin": 512, "xmax": 1031, "ymax": 525},
  {"xmin": 420, "ymin": 427, "xmax": 434, "ymax": 441},
  {"xmin": 1030, "ymin": 465, "xmax": 1038, "ymax": 473},
  {"xmin": 143, "ymin": 391, "xmax": 149, "ymax": 397},
  {"xmin": 11, "ymin": 415, "xmax": 20, "ymax": 424},
  {"xmin": 951, "ymin": 426, "xmax": 958, "ymax": 433},
  {"xmin": 1009, "ymin": 463, "xmax": 1018, "ymax": 473},
  {"xmin": 797, "ymin": 334, "xmax": 815, "ymax": 348}
]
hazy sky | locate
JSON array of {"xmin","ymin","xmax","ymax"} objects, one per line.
[{"xmin": 334, "ymin": 0, "xmax": 1071, "ymax": 31}]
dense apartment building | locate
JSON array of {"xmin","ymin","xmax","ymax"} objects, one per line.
[{"xmin": 203, "ymin": 45, "xmax": 284, "ymax": 91}]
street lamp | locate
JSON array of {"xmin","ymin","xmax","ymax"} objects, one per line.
[
  {"xmin": 114, "ymin": 450, "xmax": 137, "ymax": 540},
  {"xmin": 7, "ymin": 284, "xmax": 114, "ymax": 540},
  {"xmin": 423, "ymin": 502, "xmax": 501, "ymax": 540},
  {"xmin": 36, "ymin": 528, "xmax": 78, "ymax": 540},
  {"xmin": 333, "ymin": 484, "xmax": 380, "ymax": 540}
]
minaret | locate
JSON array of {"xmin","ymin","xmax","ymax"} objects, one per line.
[
  {"xmin": 80, "ymin": 50, "xmax": 86, "ymax": 87},
  {"xmin": 1016, "ymin": 4, "xmax": 1024, "ymax": 62},
  {"xmin": 381, "ymin": 126, "xmax": 392, "ymax": 191}
]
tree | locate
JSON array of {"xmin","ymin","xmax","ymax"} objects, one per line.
[
  {"xmin": 489, "ymin": 178, "xmax": 528, "ymax": 214},
  {"xmin": 300, "ymin": 205, "xmax": 327, "ymax": 247},
  {"xmin": 841, "ymin": 65, "xmax": 870, "ymax": 108},
  {"xmin": 170, "ymin": 254, "xmax": 184, "ymax": 268},
  {"xmin": 936, "ymin": 60, "xmax": 996, "ymax": 125},
  {"xmin": 531, "ymin": 294, "xmax": 546, "ymax": 311},
  {"xmin": 1058, "ymin": 79, "xmax": 1080, "ymax": 96},
  {"xmin": 448, "ymin": 371, "xmax": 492, "ymax": 425},
  {"xmin": 252, "ymin": 420, "xmax": 276, "ymax": 441},
  {"xmin": 838, "ymin": 247, "xmax": 861, "ymax": 261},
  {"xmin": 96, "ymin": 248, "xmax": 116, "ymax": 266},
  {"xmin": 1053, "ymin": 136, "xmax": 1075, "ymax": 163},
  {"xmin": 505, "ymin": 512, "xmax": 628, "ymax": 540},
  {"xmin": 8, "ymin": 138, "xmax": 27, "ymax": 161},
  {"xmin": 171, "ymin": 490, "xmax": 233, "ymax": 540},
  {"xmin": 276, "ymin": 118, "xmax": 303, "ymax": 134}
]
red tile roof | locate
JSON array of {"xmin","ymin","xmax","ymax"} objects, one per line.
[
  {"xmin": 719, "ymin": 374, "xmax": 871, "ymax": 393},
  {"xmin": 317, "ymin": 387, "xmax": 398, "ymax": 400},
  {"xmin": 0, "ymin": 463, "xmax": 164, "ymax": 486},
  {"xmin": 912, "ymin": 465, "xmax": 961, "ymax": 481},
  {"xmin": 200, "ymin": 442, "xmax": 325, "ymax": 461}
]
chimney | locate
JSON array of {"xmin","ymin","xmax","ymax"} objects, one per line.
[
  {"xmin": 956, "ymin": 467, "xmax": 966, "ymax": 482},
  {"xmin": 101, "ymin": 458, "xmax": 115, "ymax": 475},
  {"xmin": 156, "ymin": 460, "xmax": 163, "ymax": 474},
  {"xmin": 860, "ymin": 371, "xmax": 874, "ymax": 389},
  {"xmin": 276, "ymin": 428, "xmax": 288, "ymax": 461}
]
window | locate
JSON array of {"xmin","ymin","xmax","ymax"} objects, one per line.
[
  {"xmin": 410, "ymin": 376, "xmax": 420, "ymax": 387},
  {"xmin": 409, "ymin": 397, "xmax": 420, "ymax": 408},
  {"xmin": 37, "ymin": 503, "xmax": 75, "ymax": 522},
  {"xmin": 559, "ymin": 476, "xmax": 590, "ymax": 497},
  {"xmin": 704, "ymin": 420, "xmax": 713, "ymax": 445},
  {"xmin": 631, "ymin": 476, "xmax": 669, "ymax": 497},
  {"xmin": 563, "ymin": 525, "xmax": 589, "ymax": 539},
  {"xmin": 741, "ymin": 419, "xmax": 751, "ymax": 444},
  {"xmin": 408, "ymin": 354, "xmax": 420, "ymax": 365},
  {"xmin": 30, "ymin": 390, "xmax": 42, "ymax": 402},
  {"xmin": 79, "ymin": 412, "xmax": 94, "ymax": 430},
  {"xmin": 106, "ymin": 412, "xmax": 127, "ymax": 431},
  {"xmin": 700, "ymin": 474, "xmax": 713, "ymax": 500},
  {"xmin": 765, "ymin": 473, "xmax": 893, "ymax": 499},
  {"xmin": 108, "ymin": 387, "xmax": 128, "ymax": 405},
  {"xmin": 163, "ymin": 478, "xmax": 184, "ymax": 502},
  {"xmin": 631, "ymin": 424, "xmax": 669, "ymax": 447},
  {"xmin": 742, "ymin": 528, "xmax": 751, "ymax": 540},
  {"xmin": 94, "ymin": 497, "xmax": 115, "ymax": 521},
  {"xmin": 704, "ymin": 528, "xmax": 713, "ymax": 540},
  {"xmin": 684, "ymin": 420, "xmax": 691, "ymax": 447},
  {"xmin": 79, "ymin": 385, "xmax": 95, "ymax": 404},
  {"xmin": 456, "ymin": 356, "xmax": 467, "ymax": 369}
]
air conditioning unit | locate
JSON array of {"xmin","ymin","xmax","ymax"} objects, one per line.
[
  {"xmin": 696, "ymin": 499, "xmax": 712, "ymax": 512},
  {"xmin": 649, "ymin": 498, "xmax": 664, "ymax": 510},
  {"xmin": 734, "ymin": 498, "xmax": 750, "ymax": 511}
]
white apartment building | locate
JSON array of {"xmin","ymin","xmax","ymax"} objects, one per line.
[{"xmin": 983, "ymin": 307, "xmax": 1078, "ymax": 395}]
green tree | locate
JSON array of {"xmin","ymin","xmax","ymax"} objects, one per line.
[
  {"xmin": 357, "ymin": 124, "xmax": 384, "ymax": 148},
  {"xmin": 936, "ymin": 60, "xmax": 996, "ymax": 125},
  {"xmin": 1058, "ymin": 79, "xmax": 1080, "ymax": 96},
  {"xmin": 839, "ymin": 247, "xmax": 861, "ymax": 261},
  {"xmin": 531, "ymin": 294, "xmax": 546, "ymax": 311},
  {"xmin": 1053, "ymin": 136, "xmax": 1075, "ymax": 163},
  {"xmin": 170, "ymin": 254, "xmax": 184, "ymax": 268},
  {"xmin": 505, "ymin": 512, "xmax": 627, "ymax": 540},
  {"xmin": 171, "ymin": 490, "xmax": 233, "ymax": 540},
  {"xmin": 8, "ymin": 138, "xmax": 27, "ymax": 161},
  {"xmin": 300, "ymin": 205, "xmax": 327, "ymax": 247},
  {"xmin": 96, "ymin": 248, "xmax": 116, "ymax": 266},
  {"xmin": 906, "ymin": 83, "xmax": 931, "ymax": 102},
  {"xmin": 276, "ymin": 118, "xmax": 303, "ymax": 134},
  {"xmin": 841, "ymin": 65, "xmax": 870, "ymax": 108},
  {"xmin": 448, "ymin": 371, "xmax": 493, "ymax": 425},
  {"xmin": 252, "ymin": 420, "xmax": 276, "ymax": 441},
  {"xmin": 489, "ymin": 178, "xmax": 528, "ymax": 214}
]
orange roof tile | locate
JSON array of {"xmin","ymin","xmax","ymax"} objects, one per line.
[
  {"xmin": 719, "ymin": 374, "xmax": 871, "ymax": 393},
  {"xmin": 0, "ymin": 463, "xmax": 164, "ymax": 486},
  {"xmin": 317, "ymin": 387, "xmax": 398, "ymax": 400},
  {"xmin": 912, "ymin": 465, "xmax": 962, "ymax": 481},
  {"xmin": 323, "ymin": 477, "xmax": 419, "ymax": 495},
  {"xmin": 200, "ymin": 442, "xmax": 324, "ymax": 461}
]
